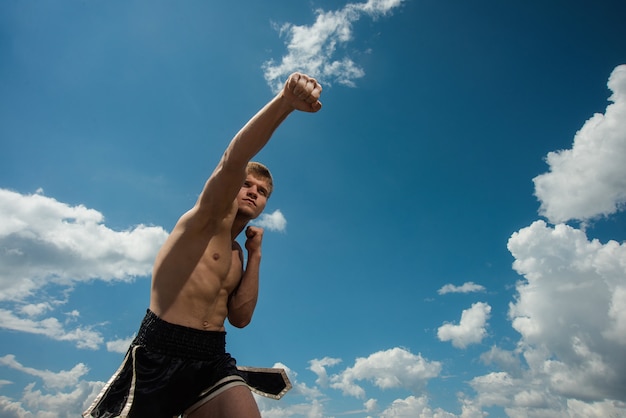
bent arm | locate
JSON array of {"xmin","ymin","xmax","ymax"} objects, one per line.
[
  {"xmin": 228, "ymin": 226, "xmax": 264, "ymax": 327},
  {"xmin": 227, "ymin": 250, "xmax": 261, "ymax": 328}
]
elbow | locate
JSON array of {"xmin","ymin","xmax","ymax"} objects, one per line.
[
  {"xmin": 227, "ymin": 299, "xmax": 257, "ymax": 328},
  {"xmin": 228, "ymin": 315, "xmax": 252, "ymax": 329}
]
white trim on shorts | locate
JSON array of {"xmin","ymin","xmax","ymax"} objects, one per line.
[
  {"xmin": 182, "ymin": 375, "xmax": 249, "ymax": 417},
  {"xmin": 83, "ymin": 345, "xmax": 140, "ymax": 418}
]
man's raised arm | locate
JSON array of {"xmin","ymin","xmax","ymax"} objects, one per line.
[{"xmin": 195, "ymin": 73, "xmax": 322, "ymax": 219}]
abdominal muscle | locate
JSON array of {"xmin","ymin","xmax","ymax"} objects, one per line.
[{"xmin": 149, "ymin": 209, "xmax": 243, "ymax": 332}]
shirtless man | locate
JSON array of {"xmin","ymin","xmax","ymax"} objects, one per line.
[{"xmin": 83, "ymin": 72, "xmax": 322, "ymax": 418}]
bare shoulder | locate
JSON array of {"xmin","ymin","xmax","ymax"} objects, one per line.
[{"xmin": 174, "ymin": 196, "xmax": 237, "ymax": 236}]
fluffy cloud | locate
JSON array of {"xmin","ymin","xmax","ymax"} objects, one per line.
[
  {"xmin": 438, "ymin": 281, "xmax": 486, "ymax": 295},
  {"xmin": 0, "ymin": 308, "xmax": 103, "ymax": 350},
  {"xmin": 0, "ymin": 355, "xmax": 88, "ymax": 390},
  {"xmin": 0, "ymin": 355, "xmax": 103, "ymax": 418},
  {"xmin": 0, "ymin": 396, "xmax": 29, "ymax": 418},
  {"xmin": 533, "ymin": 64, "xmax": 626, "ymax": 224},
  {"xmin": 263, "ymin": 0, "xmax": 404, "ymax": 92},
  {"xmin": 0, "ymin": 188, "xmax": 168, "ymax": 302},
  {"xmin": 480, "ymin": 345, "xmax": 522, "ymax": 377},
  {"xmin": 459, "ymin": 65, "xmax": 626, "ymax": 417},
  {"xmin": 469, "ymin": 371, "xmax": 626, "ymax": 418},
  {"xmin": 18, "ymin": 302, "xmax": 53, "ymax": 317},
  {"xmin": 506, "ymin": 220, "xmax": 626, "ymax": 402},
  {"xmin": 0, "ymin": 188, "xmax": 168, "ymax": 350},
  {"xmin": 309, "ymin": 356, "xmax": 342, "ymax": 387},
  {"xmin": 21, "ymin": 380, "xmax": 102, "ymax": 418},
  {"xmin": 329, "ymin": 347, "xmax": 441, "ymax": 399},
  {"xmin": 380, "ymin": 395, "xmax": 460, "ymax": 418},
  {"xmin": 106, "ymin": 335, "xmax": 135, "ymax": 354},
  {"xmin": 253, "ymin": 209, "xmax": 288, "ymax": 232},
  {"xmin": 437, "ymin": 302, "xmax": 491, "ymax": 349},
  {"xmin": 260, "ymin": 350, "xmax": 442, "ymax": 416}
]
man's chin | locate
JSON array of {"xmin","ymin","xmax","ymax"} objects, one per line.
[{"xmin": 237, "ymin": 208, "xmax": 260, "ymax": 220}]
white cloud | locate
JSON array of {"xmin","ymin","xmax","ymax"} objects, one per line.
[
  {"xmin": 480, "ymin": 346, "xmax": 522, "ymax": 377},
  {"xmin": 564, "ymin": 399, "xmax": 626, "ymax": 418},
  {"xmin": 18, "ymin": 302, "xmax": 52, "ymax": 317},
  {"xmin": 253, "ymin": 209, "xmax": 288, "ymax": 232},
  {"xmin": 0, "ymin": 309, "xmax": 103, "ymax": 350},
  {"xmin": 0, "ymin": 381, "xmax": 104, "ymax": 418},
  {"xmin": 506, "ymin": 220, "xmax": 626, "ymax": 402},
  {"xmin": 329, "ymin": 347, "xmax": 441, "ymax": 399},
  {"xmin": 65, "ymin": 309, "xmax": 81, "ymax": 322},
  {"xmin": 469, "ymin": 372, "xmax": 544, "ymax": 411},
  {"xmin": 380, "ymin": 395, "xmax": 460, "ymax": 418},
  {"xmin": 364, "ymin": 398, "xmax": 377, "ymax": 412},
  {"xmin": 0, "ymin": 396, "xmax": 29, "ymax": 418},
  {"xmin": 21, "ymin": 380, "xmax": 103, "ymax": 418},
  {"xmin": 258, "ymin": 352, "xmax": 444, "ymax": 417},
  {"xmin": 309, "ymin": 356, "xmax": 342, "ymax": 387},
  {"xmin": 437, "ymin": 302, "xmax": 491, "ymax": 349},
  {"xmin": 380, "ymin": 395, "xmax": 430, "ymax": 417},
  {"xmin": 533, "ymin": 65, "xmax": 626, "ymax": 224},
  {"xmin": 0, "ymin": 354, "xmax": 89, "ymax": 390},
  {"xmin": 106, "ymin": 335, "xmax": 135, "ymax": 353},
  {"xmin": 605, "ymin": 286, "xmax": 626, "ymax": 345},
  {"xmin": 469, "ymin": 370, "xmax": 626, "ymax": 417},
  {"xmin": 0, "ymin": 188, "xmax": 169, "ymax": 302},
  {"xmin": 258, "ymin": 399, "xmax": 326, "ymax": 418},
  {"xmin": 0, "ymin": 355, "xmax": 104, "ymax": 418},
  {"xmin": 438, "ymin": 281, "xmax": 486, "ymax": 295},
  {"xmin": 0, "ymin": 188, "xmax": 168, "ymax": 349},
  {"xmin": 262, "ymin": 0, "xmax": 404, "ymax": 92},
  {"xmin": 460, "ymin": 64, "xmax": 626, "ymax": 417}
]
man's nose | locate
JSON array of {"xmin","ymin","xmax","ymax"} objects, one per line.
[{"xmin": 247, "ymin": 188, "xmax": 258, "ymax": 198}]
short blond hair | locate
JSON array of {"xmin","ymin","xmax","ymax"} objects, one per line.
[{"xmin": 246, "ymin": 161, "xmax": 273, "ymax": 197}]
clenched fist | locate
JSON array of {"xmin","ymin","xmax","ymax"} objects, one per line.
[
  {"xmin": 245, "ymin": 225, "xmax": 264, "ymax": 254},
  {"xmin": 282, "ymin": 72, "xmax": 323, "ymax": 113}
]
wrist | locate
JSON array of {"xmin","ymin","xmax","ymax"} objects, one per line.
[
  {"xmin": 275, "ymin": 92, "xmax": 297, "ymax": 114},
  {"xmin": 247, "ymin": 250, "xmax": 262, "ymax": 261}
]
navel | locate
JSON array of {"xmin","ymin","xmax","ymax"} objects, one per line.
[{"xmin": 202, "ymin": 320, "xmax": 210, "ymax": 328}]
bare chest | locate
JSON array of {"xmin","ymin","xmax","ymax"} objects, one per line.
[{"xmin": 197, "ymin": 240, "xmax": 243, "ymax": 292}]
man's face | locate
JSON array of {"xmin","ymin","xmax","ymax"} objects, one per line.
[{"xmin": 236, "ymin": 174, "xmax": 270, "ymax": 219}]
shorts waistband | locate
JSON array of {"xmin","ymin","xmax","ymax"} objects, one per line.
[{"xmin": 134, "ymin": 309, "xmax": 227, "ymax": 359}]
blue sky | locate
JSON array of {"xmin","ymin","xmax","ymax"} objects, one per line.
[{"xmin": 1, "ymin": 0, "xmax": 626, "ymax": 416}]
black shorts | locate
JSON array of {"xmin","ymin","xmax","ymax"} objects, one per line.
[{"xmin": 83, "ymin": 310, "xmax": 247, "ymax": 418}]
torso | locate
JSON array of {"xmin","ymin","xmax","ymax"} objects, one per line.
[{"xmin": 149, "ymin": 201, "xmax": 242, "ymax": 331}]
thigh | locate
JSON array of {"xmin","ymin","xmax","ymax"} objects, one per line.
[{"xmin": 187, "ymin": 385, "xmax": 261, "ymax": 418}]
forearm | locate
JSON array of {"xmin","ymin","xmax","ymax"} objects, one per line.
[
  {"xmin": 228, "ymin": 252, "xmax": 261, "ymax": 328},
  {"xmin": 220, "ymin": 94, "xmax": 294, "ymax": 171}
]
